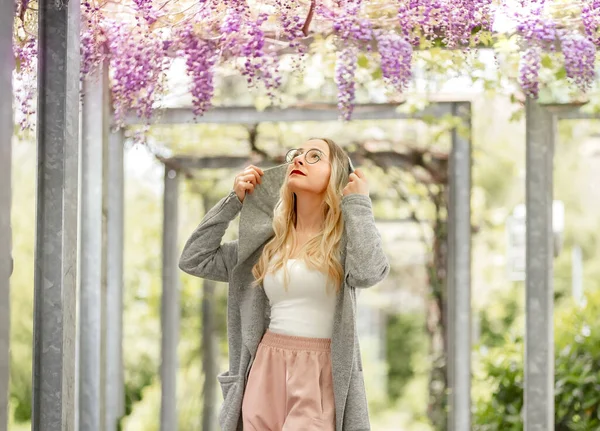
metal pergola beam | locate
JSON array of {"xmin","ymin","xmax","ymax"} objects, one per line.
[
  {"xmin": 555, "ymin": 110, "xmax": 600, "ymax": 120},
  {"xmin": 201, "ymin": 194, "xmax": 219, "ymax": 431},
  {"xmin": 519, "ymin": 100, "xmax": 597, "ymax": 430},
  {"xmin": 165, "ymin": 148, "xmax": 445, "ymax": 176},
  {"xmin": 32, "ymin": 1, "xmax": 80, "ymax": 430},
  {"xmin": 121, "ymin": 100, "xmax": 600, "ymax": 127},
  {"xmin": 123, "ymin": 102, "xmax": 454, "ymax": 125},
  {"xmin": 106, "ymin": 128, "xmax": 126, "ymax": 429},
  {"xmin": 447, "ymin": 102, "xmax": 472, "ymax": 431},
  {"xmin": 0, "ymin": 1, "xmax": 14, "ymax": 429},
  {"xmin": 524, "ymin": 98, "xmax": 556, "ymax": 430},
  {"xmin": 79, "ymin": 63, "xmax": 110, "ymax": 431},
  {"xmin": 161, "ymin": 168, "xmax": 181, "ymax": 431}
]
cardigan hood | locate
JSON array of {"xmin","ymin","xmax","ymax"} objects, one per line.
[{"xmin": 236, "ymin": 163, "xmax": 287, "ymax": 272}]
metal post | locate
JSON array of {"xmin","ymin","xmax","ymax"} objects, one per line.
[
  {"xmin": 79, "ymin": 63, "xmax": 109, "ymax": 431},
  {"xmin": 0, "ymin": 1, "xmax": 14, "ymax": 429},
  {"xmin": 202, "ymin": 278, "xmax": 217, "ymax": 431},
  {"xmin": 106, "ymin": 128, "xmax": 125, "ymax": 430},
  {"xmin": 524, "ymin": 97, "xmax": 555, "ymax": 431},
  {"xmin": 201, "ymin": 194, "xmax": 217, "ymax": 431},
  {"xmin": 32, "ymin": 1, "xmax": 81, "ymax": 430},
  {"xmin": 446, "ymin": 102, "xmax": 472, "ymax": 431},
  {"xmin": 161, "ymin": 168, "xmax": 180, "ymax": 431}
]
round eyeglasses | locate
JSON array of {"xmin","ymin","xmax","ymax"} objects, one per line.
[{"xmin": 285, "ymin": 148, "xmax": 325, "ymax": 165}]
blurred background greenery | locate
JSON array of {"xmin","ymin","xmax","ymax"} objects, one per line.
[{"xmin": 10, "ymin": 88, "xmax": 600, "ymax": 429}]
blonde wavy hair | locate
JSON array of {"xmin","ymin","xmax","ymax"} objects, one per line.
[{"xmin": 250, "ymin": 138, "xmax": 352, "ymax": 293}]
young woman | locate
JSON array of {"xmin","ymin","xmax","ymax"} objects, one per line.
[{"xmin": 179, "ymin": 138, "xmax": 390, "ymax": 431}]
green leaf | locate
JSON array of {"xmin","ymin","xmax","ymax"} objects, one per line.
[
  {"xmin": 541, "ymin": 54, "xmax": 553, "ymax": 69},
  {"xmin": 555, "ymin": 68, "xmax": 567, "ymax": 80},
  {"xmin": 357, "ymin": 54, "xmax": 369, "ymax": 68}
]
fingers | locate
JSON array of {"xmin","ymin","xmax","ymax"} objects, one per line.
[
  {"xmin": 349, "ymin": 170, "xmax": 367, "ymax": 184},
  {"xmin": 235, "ymin": 166, "xmax": 263, "ymax": 184},
  {"xmin": 352, "ymin": 168, "xmax": 365, "ymax": 179},
  {"xmin": 235, "ymin": 175, "xmax": 256, "ymax": 194},
  {"xmin": 234, "ymin": 165, "xmax": 264, "ymax": 197},
  {"xmin": 241, "ymin": 181, "xmax": 255, "ymax": 194},
  {"xmin": 239, "ymin": 173, "xmax": 259, "ymax": 184},
  {"xmin": 344, "ymin": 169, "xmax": 369, "ymax": 197},
  {"xmin": 236, "ymin": 171, "xmax": 259, "ymax": 185},
  {"xmin": 244, "ymin": 165, "xmax": 263, "ymax": 184},
  {"xmin": 247, "ymin": 165, "xmax": 264, "ymax": 177}
]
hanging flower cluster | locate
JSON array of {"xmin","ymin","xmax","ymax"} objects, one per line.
[
  {"xmin": 10, "ymin": 0, "xmax": 600, "ymax": 127},
  {"xmin": 514, "ymin": 0, "xmax": 599, "ymax": 98},
  {"xmin": 514, "ymin": 1, "xmax": 555, "ymax": 98},
  {"xmin": 108, "ymin": 20, "xmax": 169, "ymax": 124},
  {"xmin": 13, "ymin": 0, "xmax": 37, "ymax": 132},
  {"xmin": 13, "ymin": 37, "xmax": 37, "ymax": 131},
  {"xmin": 81, "ymin": 1, "xmax": 108, "ymax": 75},
  {"xmin": 176, "ymin": 24, "xmax": 218, "ymax": 118},
  {"xmin": 318, "ymin": 0, "xmax": 373, "ymax": 120},
  {"xmin": 375, "ymin": 31, "xmax": 413, "ymax": 94},
  {"xmin": 581, "ymin": 0, "xmax": 600, "ymax": 46},
  {"xmin": 132, "ymin": 0, "xmax": 158, "ymax": 25}
]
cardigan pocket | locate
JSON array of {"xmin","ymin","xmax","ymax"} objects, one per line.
[
  {"xmin": 217, "ymin": 371, "xmax": 241, "ymax": 430},
  {"xmin": 343, "ymin": 370, "xmax": 371, "ymax": 431},
  {"xmin": 217, "ymin": 371, "xmax": 240, "ymax": 400}
]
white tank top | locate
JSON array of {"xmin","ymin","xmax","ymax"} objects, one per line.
[{"xmin": 263, "ymin": 258, "xmax": 337, "ymax": 339}]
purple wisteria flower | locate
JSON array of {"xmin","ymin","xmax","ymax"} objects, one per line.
[
  {"xmin": 375, "ymin": 30, "xmax": 413, "ymax": 94},
  {"xmin": 9, "ymin": 0, "xmax": 599, "ymax": 127},
  {"xmin": 561, "ymin": 34, "xmax": 597, "ymax": 91}
]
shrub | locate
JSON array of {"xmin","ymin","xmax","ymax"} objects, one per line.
[{"xmin": 474, "ymin": 290, "xmax": 600, "ymax": 430}]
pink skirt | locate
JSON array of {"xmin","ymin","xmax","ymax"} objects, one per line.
[{"xmin": 241, "ymin": 330, "xmax": 336, "ymax": 430}]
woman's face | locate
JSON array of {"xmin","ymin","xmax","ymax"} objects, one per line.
[{"xmin": 286, "ymin": 139, "xmax": 332, "ymax": 196}]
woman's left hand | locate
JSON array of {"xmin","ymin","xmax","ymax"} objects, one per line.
[{"xmin": 342, "ymin": 168, "xmax": 369, "ymax": 197}]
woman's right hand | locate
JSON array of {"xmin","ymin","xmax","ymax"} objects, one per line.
[{"xmin": 233, "ymin": 165, "xmax": 264, "ymax": 203}]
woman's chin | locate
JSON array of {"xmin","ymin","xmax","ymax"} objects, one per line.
[
  {"xmin": 287, "ymin": 186, "xmax": 327, "ymax": 197},
  {"xmin": 287, "ymin": 181, "xmax": 304, "ymax": 192}
]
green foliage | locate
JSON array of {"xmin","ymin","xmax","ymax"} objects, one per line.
[
  {"xmin": 386, "ymin": 312, "xmax": 427, "ymax": 402},
  {"xmin": 121, "ymin": 362, "xmax": 209, "ymax": 431},
  {"xmin": 9, "ymin": 141, "xmax": 36, "ymax": 424},
  {"xmin": 474, "ymin": 290, "xmax": 600, "ymax": 430},
  {"xmin": 477, "ymin": 285, "xmax": 521, "ymax": 349}
]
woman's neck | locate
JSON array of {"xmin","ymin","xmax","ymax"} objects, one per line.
[{"xmin": 294, "ymin": 191, "xmax": 325, "ymax": 233}]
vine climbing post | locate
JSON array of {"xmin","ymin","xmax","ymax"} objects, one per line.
[
  {"xmin": 32, "ymin": 1, "xmax": 81, "ymax": 430},
  {"xmin": 0, "ymin": 0, "xmax": 14, "ymax": 429},
  {"xmin": 524, "ymin": 97, "xmax": 555, "ymax": 431}
]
